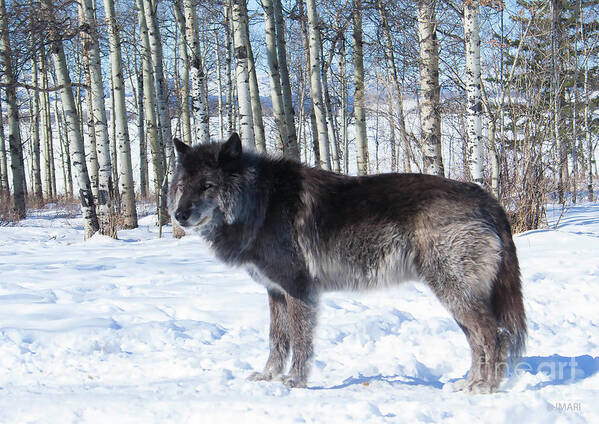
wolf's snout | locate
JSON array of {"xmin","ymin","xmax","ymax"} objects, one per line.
[{"xmin": 175, "ymin": 209, "xmax": 190, "ymax": 224}]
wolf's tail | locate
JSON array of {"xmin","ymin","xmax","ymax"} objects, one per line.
[{"xmin": 491, "ymin": 235, "xmax": 527, "ymax": 361}]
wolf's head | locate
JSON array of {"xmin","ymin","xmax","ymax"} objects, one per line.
[{"xmin": 168, "ymin": 133, "xmax": 251, "ymax": 230}]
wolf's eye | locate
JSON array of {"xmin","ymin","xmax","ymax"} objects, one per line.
[{"xmin": 203, "ymin": 182, "xmax": 214, "ymax": 190}]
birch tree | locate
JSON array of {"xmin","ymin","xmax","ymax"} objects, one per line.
[
  {"xmin": 464, "ymin": 0, "xmax": 483, "ymax": 184},
  {"xmin": 551, "ymin": 0, "xmax": 566, "ymax": 203},
  {"xmin": 104, "ymin": 0, "xmax": 138, "ymax": 228},
  {"xmin": 246, "ymin": 21, "xmax": 267, "ymax": 152},
  {"xmin": 376, "ymin": 0, "xmax": 410, "ymax": 173},
  {"xmin": 305, "ymin": 0, "xmax": 330, "ymax": 169},
  {"xmin": 0, "ymin": 0, "xmax": 26, "ymax": 218},
  {"xmin": 42, "ymin": 0, "xmax": 99, "ymax": 238},
  {"xmin": 581, "ymin": 0, "xmax": 593, "ymax": 201},
  {"xmin": 262, "ymin": 0, "xmax": 289, "ymax": 153},
  {"xmin": 80, "ymin": 0, "xmax": 116, "ymax": 237},
  {"xmin": 0, "ymin": 102, "xmax": 9, "ymax": 199},
  {"xmin": 274, "ymin": 0, "xmax": 299, "ymax": 159},
  {"xmin": 173, "ymin": 0, "xmax": 193, "ymax": 146},
  {"xmin": 353, "ymin": 0, "xmax": 368, "ymax": 175},
  {"xmin": 137, "ymin": 0, "xmax": 168, "ymax": 224},
  {"xmin": 30, "ymin": 42, "xmax": 43, "ymax": 204},
  {"xmin": 143, "ymin": 0, "xmax": 174, "ymax": 167},
  {"xmin": 231, "ymin": 0, "xmax": 256, "ymax": 148},
  {"xmin": 183, "ymin": 0, "xmax": 211, "ymax": 144},
  {"xmin": 417, "ymin": 0, "xmax": 444, "ymax": 176}
]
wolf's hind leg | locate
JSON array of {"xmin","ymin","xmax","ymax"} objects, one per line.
[
  {"xmin": 449, "ymin": 304, "xmax": 502, "ymax": 394},
  {"xmin": 248, "ymin": 290, "xmax": 290, "ymax": 382},
  {"xmin": 281, "ymin": 292, "xmax": 317, "ymax": 388}
]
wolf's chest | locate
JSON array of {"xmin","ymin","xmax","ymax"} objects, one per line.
[{"xmin": 243, "ymin": 263, "xmax": 286, "ymax": 294}]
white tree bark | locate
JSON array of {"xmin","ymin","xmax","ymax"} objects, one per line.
[
  {"xmin": 262, "ymin": 0, "xmax": 289, "ymax": 153},
  {"xmin": 273, "ymin": 0, "xmax": 299, "ymax": 159},
  {"xmin": 104, "ymin": 0, "xmax": 138, "ymax": 228},
  {"xmin": 40, "ymin": 56, "xmax": 55, "ymax": 199},
  {"xmin": 137, "ymin": 0, "xmax": 168, "ymax": 225},
  {"xmin": 305, "ymin": 0, "xmax": 330, "ymax": 169},
  {"xmin": 377, "ymin": 0, "xmax": 410, "ymax": 173},
  {"xmin": 417, "ymin": 0, "xmax": 444, "ymax": 176},
  {"xmin": 80, "ymin": 0, "xmax": 115, "ymax": 237},
  {"xmin": 551, "ymin": 0, "xmax": 566, "ymax": 203},
  {"xmin": 42, "ymin": 0, "xmax": 99, "ymax": 237},
  {"xmin": 0, "ymin": 101, "xmax": 8, "ymax": 198},
  {"xmin": 0, "ymin": 0, "xmax": 26, "ymax": 218},
  {"xmin": 230, "ymin": 0, "xmax": 255, "ymax": 149},
  {"xmin": 30, "ymin": 41, "xmax": 43, "ymax": 204},
  {"xmin": 143, "ymin": 0, "xmax": 174, "ymax": 169},
  {"xmin": 183, "ymin": 0, "xmax": 211, "ymax": 144},
  {"xmin": 353, "ymin": 0, "xmax": 368, "ymax": 175},
  {"xmin": 214, "ymin": 30, "xmax": 225, "ymax": 139},
  {"xmin": 224, "ymin": 3, "xmax": 234, "ymax": 134},
  {"xmin": 173, "ymin": 0, "xmax": 193, "ymax": 146},
  {"xmin": 581, "ymin": 1, "xmax": 593, "ymax": 201},
  {"xmin": 245, "ymin": 21, "xmax": 267, "ymax": 153},
  {"xmin": 464, "ymin": 0, "xmax": 483, "ymax": 184}
]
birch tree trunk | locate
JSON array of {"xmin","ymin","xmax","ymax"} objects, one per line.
[
  {"xmin": 143, "ymin": 0, "xmax": 174, "ymax": 170},
  {"xmin": 40, "ymin": 54, "xmax": 55, "ymax": 199},
  {"xmin": 273, "ymin": 0, "xmax": 299, "ymax": 158},
  {"xmin": 305, "ymin": 0, "xmax": 330, "ymax": 169},
  {"xmin": 104, "ymin": 0, "xmax": 138, "ymax": 228},
  {"xmin": 42, "ymin": 0, "xmax": 99, "ymax": 237},
  {"xmin": 231, "ymin": 0, "xmax": 256, "ymax": 149},
  {"xmin": 263, "ymin": 0, "xmax": 289, "ymax": 154},
  {"xmin": 377, "ymin": 0, "xmax": 410, "ymax": 173},
  {"xmin": 173, "ymin": 0, "xmax": 193, "ymax": 146},
  {"xmin": 59, "ymin": 100, "xmax": 74, "ymax": 197},
  {"xmin": 136, "ymin": 61, "xmax": 149, "ymax": 198},
  {"xmin": 464, "ymin": 0, "xmax": 483, "ymax": 184},
  {"xmin": 51, "ymin": 83, "xmax": 69, "ymax": 196},
  {"xmin": 81, "ymin": 46, "xmax": 99, "ymax": 201},
  {"xmin": 551, "ymin": 0, "xmax": 566, "ymax": 203},
  {"xmin": 417, "ymin": 0, "xmax": 444, "ymax": 176},
  {"xmin": 214, "ymin": 30, "xmax": 225, "ymax": 139},
  {"xmin": 30, "ymin": 43, "xmax": 43, "ymax": 204},
  {"xmin": 224, "ymin": 3, "xmax": 234, "ymax": 134},
  {"xmin": 339, "ymin": 38, "xmax": 349, "ymax": 173},
  {"xmin": 80, "ymin": 0, "xmax": 116, "ymax": 237},
  {"xmin": 183, "ymin": 0, "xmax": 211, "ymax": 144},
  {"xmin": 353, "ymin": 0, "xmax": 368, "ymax": 175},
  {"xmin": 581, "ymin": 2, "xmax": 593, "ymax": 201},
  {"xmin": 321, "ymin": 43, "xmax": 340, "ymax": 172},
  {"xmin": 0, "ymin": 101, "xmax": 9, "ymax": 199},
  {"xmin": 137, "ymin": 0, "xmax": 168, "ymax": 225},
  {"xmin": 0, "ymin": 0, "xmax": 26, "ymax": 218},
  {"xmin": 245, "ymin": 18, "xmax": 267, "ymax": 153}
]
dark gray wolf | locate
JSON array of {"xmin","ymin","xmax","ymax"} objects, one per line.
[{"xmin": 168, "ymin": 133, "xmax": 526, "ymax": 393}]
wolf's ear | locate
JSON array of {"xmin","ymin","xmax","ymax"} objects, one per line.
[
  {"xmin": 173, "ymin": 138, "xmax": 190, "ymax": 158},
  {"xmin": 219, "ymin": 133, "xmax": 242, "ymax": 163}
]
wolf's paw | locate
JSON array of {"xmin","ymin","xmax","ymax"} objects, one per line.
[
  {"xmin": 247, "ymin": 371, "xmax": 275, "ymax": 382},
  {"xmin": 452, "ymin": 378, "xmax": 496, "ymax": 394},
  {"xmin": 281, "ymin": 375, "xmax": 307, "ymax": 389}
]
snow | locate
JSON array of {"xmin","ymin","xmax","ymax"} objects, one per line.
[{"xmin": 1, "ymin": 203, "xmax": 598, "ymax": 423}]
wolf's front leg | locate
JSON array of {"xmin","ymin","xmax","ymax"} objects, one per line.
[
  {"xmin": 248, "ymin": 290, "xmax": 290, "ymax": 382},
  {"xmin": 281, "ymin": 293, "xmax": 317, "ymax": 388}
]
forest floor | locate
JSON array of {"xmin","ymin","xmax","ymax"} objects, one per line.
[{"xmin": 0, "ymin": 202, "xmax": 598, "ymax": 423}]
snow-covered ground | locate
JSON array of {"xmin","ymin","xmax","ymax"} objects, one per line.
[{"xmin": 0, "ymin": 203, "xmax": 598, "ymax": 423}]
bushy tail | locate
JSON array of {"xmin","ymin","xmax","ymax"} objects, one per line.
[{"xmin": 491, "ymin": 236, "xmax": 527, "ymax": 362}]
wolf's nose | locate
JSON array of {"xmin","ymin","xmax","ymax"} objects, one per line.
[{"xmin": 175, "ymin": 209, "xmax": 190, "ymax": 223}]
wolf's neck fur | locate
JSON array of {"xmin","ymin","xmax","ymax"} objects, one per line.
[{"xmin": 201, "ymin": 153, "xmax": 303, "ymax": 266}]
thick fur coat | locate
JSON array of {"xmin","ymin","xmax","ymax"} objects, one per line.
[{"xmin": 168, "ymin": 134, "xmax": 526, "ymax": 393}]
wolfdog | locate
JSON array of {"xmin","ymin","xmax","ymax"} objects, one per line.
[{"xmin": 168, "ymin": 133, "xmax": 526, "ymax": 393}]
